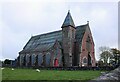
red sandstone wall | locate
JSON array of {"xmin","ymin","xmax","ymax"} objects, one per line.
[{"xmin": 80, "ymin": 26, "xmax": 96, "ymax": 67}]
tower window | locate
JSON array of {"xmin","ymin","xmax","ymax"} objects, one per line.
[
  {"xmin": 64, "ymin": 30, "xmax": 68, "ymax": 38},
  {"xmin": 86, "ymin": 35, "xmax": 91, "ymax": 51},
  {"xmin": 72, "ymin": 30, "xmax": 74, "ymax": 38}
]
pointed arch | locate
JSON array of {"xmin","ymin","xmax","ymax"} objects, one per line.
[
  {"xmin": 45, "ymin": 52, "xmax": 51, "ymax": 67},
  {"xmin": 38, "ymin": 53, "xmax": 43, "ymax": 66}
]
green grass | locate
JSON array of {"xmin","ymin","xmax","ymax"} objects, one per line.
[{"xmin": 2, "ymin": 67, "xmax": 104, "ymax": 80}]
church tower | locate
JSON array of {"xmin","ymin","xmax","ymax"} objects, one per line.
[{"xmin": 61, "ymin": 11, "xmax": 76, "ymax": 67}]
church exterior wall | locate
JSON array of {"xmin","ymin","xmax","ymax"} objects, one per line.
[
  {"xmin": 18, "ymin": 42, "xmax": 63, "ymax": 67},
  {"xmin": 80, "ymin": 26, "xmax": 95, "ymax": 67},
  {"xmin": 62, "ymin": 26, "xmax": 76, "ymax": 67}
]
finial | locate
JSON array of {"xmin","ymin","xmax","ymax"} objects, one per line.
[{"xmin": 87, "ymin": 21, "xmax": 89, "ymax": 24}]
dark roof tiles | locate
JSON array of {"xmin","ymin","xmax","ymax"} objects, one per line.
[
  {"xmin": 19, "ymin": 24, "xmax": 88, "ymax": 54},
  {"xmin": 62, "ymin": 11, "xmax": 75, "ymax": 28}
]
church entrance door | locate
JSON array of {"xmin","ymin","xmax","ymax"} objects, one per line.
[{"xmin": 54, "ymin": 59, "xmax": 58, "ymax": 67}]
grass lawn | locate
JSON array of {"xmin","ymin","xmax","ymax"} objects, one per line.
[{"xmin": 2, "ymin": 68, "xmax": 104, "ymax": 80}]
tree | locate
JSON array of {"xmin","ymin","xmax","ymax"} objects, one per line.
[
  {"xmin": 99, "ymin": 46, "xmax": 112, "ymax": 66},
  {"xmin": 99, "ymin": 46, "xmax": 110, "ymax": 53},
  {"xmin": 100, "ymin": 51, "xmax": 112, "ymax": 66},
  {"xmin": 110, "ymin": 48, "xmax": 120, "ymax": 66},
  {"xmin": 4, "ymin": 59, "xmax": 11, "ymax": 65}
]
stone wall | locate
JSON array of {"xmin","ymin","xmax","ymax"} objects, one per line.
[{"xmin": 92, "ymin": 66, "xmax": 120, "ymax": 81}]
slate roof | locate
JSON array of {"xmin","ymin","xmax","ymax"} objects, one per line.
[
  {"xmin": 19, "ymin": 24, "xmax": 88, "ymax": 54},
  {"xmin": 62, "ymin": 11, "xmax": 75, "ymax": 28},
  {"xmin": 76, "ymin": 24, "xmax": 88, "ymax": 50},
  {"xmin": 19, "ymin": 11, "xmax": 88, "ymax": 54},
  {"xmin": 19, "ymin": 30, "xmax": 62, "ymax": 54}
]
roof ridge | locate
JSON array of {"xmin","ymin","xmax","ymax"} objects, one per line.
[{"xmin": 76, "ymin": 24, "xmax": 88, "ymax": 28}]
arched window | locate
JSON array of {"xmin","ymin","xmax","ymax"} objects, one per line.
[
  {"xmin": 46, "ymin": 52, "xmax": 51, "ymax": 66},
  {"xmin": 86, "ymin": 35, "xmax": 91, "ymax": 51},
  {"xmin": 63, "ymin": 28, "xmax": 68, "ymax": 38},
  {"xmin": 31, "ymin": 54, "xmax": 36, "ymax": 66},
  {"xmin": 54, "ymin": 46, "xmax": 59, "ymax": 58},
  {"xmin": 38, "ymin": 53, "xmax": 43, "ymax": 66},
  {"xmin": 20, "ymin": 55, "xmax": 24, "ymax": 66},
  {"xmin": 26, "ymin": 54, "xmax": 29, "ymax": 63},
  {"xmin": 72, "ymin": 29, "xmax": 75, "ymax": 38},
  {"xmin": 83, "ymin": 58, "xmax": 87, "ymax": 63},
  {"xmin": 58, "ymin": 50, "xmax": 62, "ymax": 66},
  {"xmin": 23, "ymin": 55, "xmax": 26, "ymax": 66}
]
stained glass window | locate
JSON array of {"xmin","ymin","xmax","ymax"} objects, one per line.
[
  {"xmin": 26, "ymin": 54, "xmax": 29, "ymax": 64},
  {"xmin": 38, "ymin": 53, "xmax": 43, "ymax": 66},
  {"xmin": 20, "ymin": 55, "xmax": 24, "ymax": 65},
  {"xmin": 46, "ymin": 53, "xmax": 51, "ymax": 66},
  {"xmin": 83, "ymin": 58, "xmax": 87, "ymax": 63},
  {"xmin": 86, "ymin": 36, "xmax": 91, "ymax": 51},
  {"xmin": 31, "ymin": 54, "xmax": 36, "ymax": 66}
]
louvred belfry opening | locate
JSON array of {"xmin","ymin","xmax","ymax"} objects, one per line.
[{"xmin": 54, "ymin": 58, "xmax": 58, "ymax": 67}]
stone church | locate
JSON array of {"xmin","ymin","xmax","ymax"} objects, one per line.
[{"xmin": 17, "ymin": 11, "xmax": 96, "ymax": 67}]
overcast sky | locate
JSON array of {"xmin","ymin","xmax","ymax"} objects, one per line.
[{"xmin": 0, "ymin": 0, "xmax": 119, "ymax": 61}]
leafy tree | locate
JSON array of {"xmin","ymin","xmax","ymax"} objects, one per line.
[
  {"xmin": 99, "ymin": 46, "xmax": 112, "ymax": 66},
  {"xmin": 100, "ymin": 51, "xmax": 112, "ymax": 66},
  {"xmin": 4, "ymin": 59, "xmax": 11, "ymax": 65},
  {"xmin": 110, "ymin": 48, "xmax": 120, "ymax": 66}
]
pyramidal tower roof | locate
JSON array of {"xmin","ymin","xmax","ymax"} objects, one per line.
[{"xmin": 61, "ymin": 10, "xmax": 75, "ymax": 28}]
